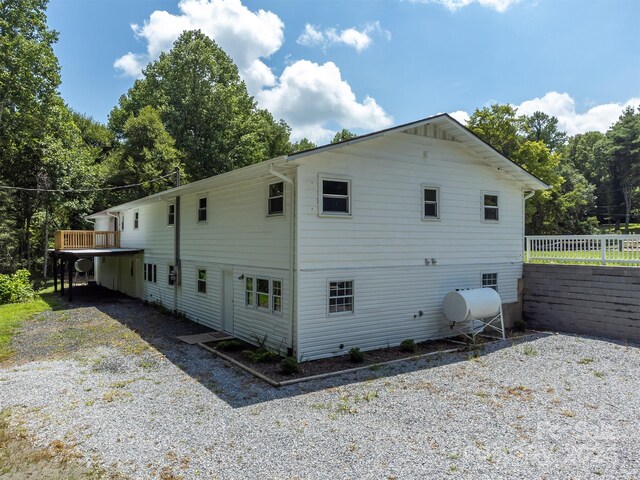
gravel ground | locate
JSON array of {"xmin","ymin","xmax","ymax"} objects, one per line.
[{"xmin": 1, "ymin": 293, "xmax": 638, "ymax": 479}]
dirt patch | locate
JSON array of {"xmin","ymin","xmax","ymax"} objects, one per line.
[{"xmin": 203, "ymin": 337, "xmax": 464, "ymax": 384}]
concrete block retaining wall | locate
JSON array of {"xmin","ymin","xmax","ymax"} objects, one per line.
[{"xmin": 523, "ymin": 264, "xmax": 640, "ymax": 342}]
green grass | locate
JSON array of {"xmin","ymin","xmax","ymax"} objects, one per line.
[
  {"xmin": 0, "ymin": 287, "xmax": 59, "ymax": 362},
  {"xmin": 527, "ymin": 249, "xmax": 639, "ymax": 266}
]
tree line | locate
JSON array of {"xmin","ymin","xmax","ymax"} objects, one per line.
[{"xmin": 1, "ymin": 0, "xmax": 638, "ymax": 275}]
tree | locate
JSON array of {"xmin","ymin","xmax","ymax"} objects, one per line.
[
  {"xmin": 600, "ymin": 106, "xmax": 640, "ymax": 232},
  {"xmin": 290, "ymin": 138, "xmax": 317, "ymax": 153},
  {"xmin": 466, "ymin": 104, "xmax": 523, "ymax": 158},
  {"xmin": 523, "ymin": 111, "xmax": 567, "ymax": 152},
  {"xmin": 104, "ymin": 106, "xmax": 183, "ymax": 205},
  {"xmin": 109, "ymin": 30, "xmax": 291, "ymax": 180},
  {"xmin": 331, "ymin": 129, "xmax": 357, "ymax": 144}
]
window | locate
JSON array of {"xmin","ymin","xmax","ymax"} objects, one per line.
[
  {"xmin": 422, "ymin": 186, "xmax": 440, "ymax": 219},
  {"xmin": 328, "ymin": 280, "xmax": 354, "ymax": 315},
  {"xmin": 197, "ymin": 269, "xmax": 207, "ymax": 294},
  {"xmin": 168, "ymin": 265, "xmax": 175, "ymax": 286},
  {"xmin": 245, "ymin": 276, "xmax": 254, "ymax": 306},
  {"xmin": 133, "ymin": 210, "xmax": 139, "ymax": 229},
  {"xmin": 168, "ymin": 204, "xmax": 175, "ymax": 226},
  {"xmin": 482, "ymin": 273, "xmax": 498, "ymax": 291},
  {"xmin": 268, "ymin": 182, "xmax": 284, "ymax": 216},
  {"xmin": 320, "ymin": 177, "xmax": 351, "ymax": 215},
  {"xmin": 483, "ymin": 193, "xmax": 499, "ymax": 221},
  {"xmin": 121, "ymin": 213, "xmax": 125, "ymax": 230},
  {"xmin": 197, "ymin": 195, "xmax": 207, "ymax": 222},
  {"xmin": 256, "ymin": 278, "xmax": 270, "ymax": 309},
  {"xmin": 144, "ymin": 263, "xmax": 157, "ymax": 283},
  {"xmin": 272, "ymin": 279, "xmax": 282, "ymax": 313},
  {"xmin": 114, "ymin": 217, "xmax": 119, "ymax": 231}
]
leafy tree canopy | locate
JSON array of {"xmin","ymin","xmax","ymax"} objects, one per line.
[
  {"xmin": 331, "ymin": 129, "xmax": 357, "ymax": 144},
  {"xmin": 108, "ymin": 30, "xmax": 291, "ymax": 180}
]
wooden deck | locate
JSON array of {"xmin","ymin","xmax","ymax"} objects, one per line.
[{"xmin": 54, "ymin": 230, "xmax": 120, "ymax": 250}]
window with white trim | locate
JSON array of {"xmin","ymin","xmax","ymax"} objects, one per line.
[
  {"xmin": 483, "ymin": 193, "xmax": 499, "ymax": 221},
  {"xmin": 268, "ymin": 182, "xmax": 284, "ymax": 216},
  {"xmin": 133, "ymin": 210, "xmax": 139, "ymax": 229},
  {"xmin": 272, "ymin": 279, "xmax": 282, "ymax": 313},
  {"xmin": 245, "ymin": 276, "xmax": 254, "ymax": 306},
  {"xmin": 167, "ymin": 204, "xmax": 175, "ymax": 226},
  {"xmin": 256, "ymin": 278, "xmax": 270, "ymax": 309},
  {"xmin": 197, "ymin": 195, "xmax": 207, "ymax": 222},
  {"xmin": 422, "ymin": 186, "xmax": 440, "ymax": 219},
  {"xmin": 328, "ymin": 280, "xmax": 354, "ymax": 315},
  {"xmin": 320, "ymin": 177, "xmax": 351, "ymax": 215},
  {"xmin": 197, "ymin": 269, "xmax": 207, "ymax": 294},
  {"xmin": 482, "ymin": 273, "xmax": 498, "ymax": 291},
  {"xmin": 144, "ymin": 263, "xmax": 157, "ymax": 283},
  {"xmin": 121, "ymin": 213, "xmax": 125, "ymax": 230}
]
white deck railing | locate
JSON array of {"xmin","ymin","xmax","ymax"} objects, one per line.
[{"xmin": 525, "ymin": 235, "xmax": 640, "ymax": 266}]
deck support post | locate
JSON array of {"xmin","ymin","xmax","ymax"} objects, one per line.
[
  {"xmin": 53, "ymin": 255, "xmax": 58, "ymax": 292},
  {"xmin": 60, "ymin": 257, "xmax": 65, "ymax": 296},
  {"xmin": 67, "ymin": 260, "xmax": 73, "ymax": 302}
]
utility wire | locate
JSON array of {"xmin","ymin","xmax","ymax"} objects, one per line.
[{"xmin": 0, "ymin": 171, "xmax": 177, "ymax": 193}]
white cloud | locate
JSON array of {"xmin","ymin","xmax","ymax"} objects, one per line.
[
  {"xmin": 297, "ymin": 21, "xmax": 391, "ymax": 52},
  {"xmin": 410, "ymin": 0, "xmax": 521, "ymax": 13},
  {"xmin": 257, "ymin": 60, "xmax": 394, "ymax": 143},
  {"xmin": 448, "ymin": 110, "xmax": 470, "ymax": 125},
  {"xmin": 517, "ymin": 92, "xmax": 640, "ymax": 136},
  {"xmin": 449, "ymin": 92, "xmax": 640, "ymax": 135},
  {"xmin": 113, "ymin": 0, "xmax": 284, "ymax": 94}
]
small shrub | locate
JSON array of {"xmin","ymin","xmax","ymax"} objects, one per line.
[
  {"xmin": 216, "ymin": 340, "xmax": 244, "ymax": 352},
  {"xmin": 349, "ymin": 347, "xmax": 364, "ymax": 363},
  {"xmin": 513, "ymin": 319, "xmax": 526, "ymax": 331},
  {"xmin": 0, "ymin": 269, "xmax": 35, "ymax": 305},
  {"xmin": 280, "ymin": 357, "xmax": 300, "ymax": 375},
  {"xmin": 399, "ymin": 339, "xmax": 417, "ymax": 353},
  {"xmin": 242, "ymin": 348, "xmax": 280, "ymax": 363}
]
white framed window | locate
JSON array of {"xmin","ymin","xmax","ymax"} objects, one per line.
[
  {"xmin": 197, "ymin": 269, "xmax": 207, "ymax": 294},
  {"xmin": 133, "ymin": 210, "xmax": 139, "ymax": 229},
  {"xmin": 328, "ymin": 280, "xmax": 354, "ymax": 315},
  {"xmin": 197, "ymin": 195, "xmax": 208, "ymax": 223},
  {"xmin": 272, "ymin": 279, "xmax": 282, "ymax": 314},
  {"xmin": 268, "ymin": 182, "xmax": 284, "ymax": 216},
  {"xmin": 482, "ymin": 192, "xmax": 499, "ymax": 222},
  {"xmin": 167, "ymin": 203, "xmax": 175, "ymax": 226},
  {"xmin": 422, "ymin": 185, "xmax": 440, "ymax": 220},
  {"xmin": 245, "ymin": 276, "xmax": 255, "ymax": 306},
  {"xmin": 121, "ymin": 213, "xmax": 125, "ymax": 230},
  {"xmin": 143, "ymin": 262, "xmax": 147, "ymax": 281},
  {"xmin": 256, "ymin": 277, "xmax": 270, "ymax": 310},
  {"xmin": 145, "ymin": 263, "xmax": 157, "ymax": 283},
  {"xmin": 482, "ymin": 273, "xmax": 498, "ymax": 291},
  {"xmin": 319, "ymin": 176, "xmax": 351, "ymax": 216}
]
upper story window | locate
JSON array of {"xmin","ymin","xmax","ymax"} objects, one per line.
[
  {"xmin": 121, "ymin": 213, "xmax": 125, "ymax": 230},
  {"xmin": 268, "ymin": 182, "xmax": 284, "ymax": 216},
  {"xmin": 320, "ymin": 176, "xmax": 351, "ymax": 215},
  {"xmin": 133, "ymin": 210, "xmax": 139, "ymax": 229},
  {"xmin": 328, "ymin": 280, "xmax": 354, "ymax": 315},
  {"xmin": 483, "ymin": 193, "xmax": 499, "ymax": 221},
  {"xmin": 167, "ymin": 204, "xmax": 175, "ymax": 226},
  {"xmin": 482, "ymin": 273, "xmax": 498, "ymax": 291},
  {"xmin": 197, "ymin": 195, "xmax": 207, "ymax": 223},
  {"xmin": 422, "ymin": 186, "xmax": 440, "ymax": 220}
]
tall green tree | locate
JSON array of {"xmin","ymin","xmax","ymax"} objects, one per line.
[
  {"xmin": 109, "ymin": 30, "xmax": 291, "ymax": 180},
  {"xmin": 331, "ymin": 129, "xmax": 357, "ymax": 144},
  {"xmin": 523, "ymin": 111, "xmax": 567, "ymax": 152},
  {"xmin": 290, "ymin": 138, "xmax": 317, "ymax": 153}
]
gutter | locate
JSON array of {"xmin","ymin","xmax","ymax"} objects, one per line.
[{"xmin": 269, "ymin": 164, "xmax": 297, "ymax": 356}]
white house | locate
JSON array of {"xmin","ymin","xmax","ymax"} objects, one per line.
[{"xmin": 86, "ymin": 114, "xmax": 548, "ymax": 361}]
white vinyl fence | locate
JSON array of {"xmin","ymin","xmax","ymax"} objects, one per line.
[{"xmin": 525, "ymin": 235, "xmax": 640, "ymax": 266}]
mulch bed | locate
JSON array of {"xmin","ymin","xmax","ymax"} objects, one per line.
[{"xmin": 202, "ymin": 337, "xmax": 466, "ymax": 384}]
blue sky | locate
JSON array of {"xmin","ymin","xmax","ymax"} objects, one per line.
[{"xmin": 47, "ymin": 0, "xmax": 640, "ymax": 143}]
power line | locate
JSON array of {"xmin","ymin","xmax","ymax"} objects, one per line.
[{"xmin": 0, "ymin": 171, "xmax": 177, "ymax": 193}]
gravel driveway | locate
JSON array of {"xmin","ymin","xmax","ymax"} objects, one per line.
[{"xmin": 1, "ymin": 292, "xmax": 638, "ymax": 479}]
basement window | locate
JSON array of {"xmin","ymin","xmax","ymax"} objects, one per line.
[
  {"xmin": 256, "ymin": 278, "xmax": 270, "ymax": 310},
  {"xmin": 482, "ymin": 273, "xmax": 498, "ymax": 291},
  {"xmin": 328, "ymin": 280, "xmax": 354, "ymax": 315},
  {"xmin": 268, "ymin": 182, "xmax": 284, "ymax": 216},
  {"xmin": 483, "ymin": 193, "xmax": 499, "ymax": 221},
  {"xmin": 197, "ymin": 269, "xmax": 207, "ymax": 294},
  {"xmin": 245, "ymin": 276, "xmax": 255, "ymax": 306},
  {"xmin": 320, "ymin": 176, "xmax": 351, "ymax": 215}
]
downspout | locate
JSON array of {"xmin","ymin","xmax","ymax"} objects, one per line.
[
  {"xmin": 174, "ymin": 167, "xmax": 181, "ymax": 314},
  {"xmin": 523, "ymin": 190, "xmax": 535, "ymax": 263},
  {"xmin": 269, "ymin": 163, "xmax": 296, "ymax": 356}
]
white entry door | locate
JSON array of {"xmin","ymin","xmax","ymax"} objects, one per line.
[{"xmin": 222, "ymin": 270, "xmax": 234, "ymax": 334}]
